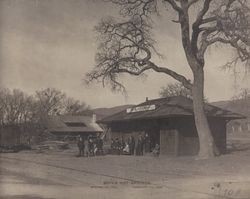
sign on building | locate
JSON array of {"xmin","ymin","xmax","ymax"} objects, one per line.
[{"xmin": 126, "ymin": 104, "xmax": 156, "ymax": 113}]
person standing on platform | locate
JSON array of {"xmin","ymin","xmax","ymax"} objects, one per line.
[
  {"xmin": 136, "ymin": 136, "xmax": 142, "ymax": 156},
  {"xmin": 129, "ymin": 135, "xmax": 135, "ymax": 155},
  {"xmin": 139, "ymin": 135, "xmax": 144, "ymax": 156},
  {"xmin": 144, "ymin": 133, "xmax": 151, "ymax": 153},
  {"xmin": 77, "ymin": 135, "xmax": 84, "ymax": 157},
  {"xmin": 84, "ymin": 137, "xmax": 89, "ymax": 157},
  {"xmin": 121, "ymin": 137, "xmax": 125, "ymax": 150},
  {"xmin": 110, "ymin": 138, "xmax": 115, "ymax": 154},
  {"xmin": 89, "ymin": 137, "xmax": 94, "ymax": 156}
]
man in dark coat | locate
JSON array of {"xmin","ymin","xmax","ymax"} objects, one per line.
[
  {"xmin": 144, "ymin": 133, "xmax": 151, "ymax": 153},
  {"xmin": 136, "ymin": 136, "xmax": 143, "ymax": 156},
  {"xmin": 129, "ymin": 136, "xmax": 135, "ymax": 155},
  {"xmin": 88, "ymin": 137, "xmax": 94, "ymax": 156},
  {"xmin": 110, "ymin": 138, "xmax": 115, "ymax": 154},
  {"xmin": 77, "ymin": 135, "xmax": 84, "ymax": 157},
  {"xmin": 139, "ymin": 136, "xmax": 144, "ymax": 156},
  {"xmin": 96, "ymin": 136, "xmax": 103, "ymax": 155}
]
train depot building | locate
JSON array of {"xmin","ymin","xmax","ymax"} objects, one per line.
[{"xmin": 99, "ymin": 96, "xmax": 244, "ymax": 156}]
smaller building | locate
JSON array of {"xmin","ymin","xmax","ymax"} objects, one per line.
[
  {"xmin": 46, "ymin": 115, "xmax": 103, "ymax": 140},
  {"xmin": 99, "ymin": 96, "xmax": 244, "ymax": 156}
]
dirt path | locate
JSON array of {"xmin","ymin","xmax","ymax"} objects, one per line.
[{"xmin": 1, "ymin": 151, "xmax": 250, "ymax": 199}]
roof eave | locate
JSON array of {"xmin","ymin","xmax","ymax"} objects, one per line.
[{"xmin": 99, "ymin": 114, "xmax": 246, "ymax": 124}]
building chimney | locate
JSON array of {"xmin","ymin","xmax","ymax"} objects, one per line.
[
  {"xmin": 92, "ymin": 114, "xmax": 96, "ymax": 123},
  {"xmin": 146, "ymin": 97, "xmax": 149, "ymax": 102}
]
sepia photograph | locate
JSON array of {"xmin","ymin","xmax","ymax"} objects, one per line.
[{"xmin": 0, "ymin": 0, "xmax": 250, "ymax": 198}]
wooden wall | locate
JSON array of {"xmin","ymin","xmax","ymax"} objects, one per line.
[{"xmin": 107, "ymin": 116, "xmax": 227, "ymax": 156}]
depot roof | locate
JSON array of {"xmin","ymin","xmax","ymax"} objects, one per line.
[{"xmin": 99, "ymin": 96, "xmax": 245, "ymax": 124}]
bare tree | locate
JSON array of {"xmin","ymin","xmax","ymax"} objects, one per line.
[
  {"xmin": 1, "ymin": 89, "xmax": 29, "ymax": 125},
  {"xmin": 0, "ymin": 87, "xmax": 91, "ymax": 144},
  {"xmin": 86, "ymin": 0, "xmax": 250, "ymax": 158},
  {"xmin": 0, "ymin": 88, "xmax": 9, "ymax": 125},
  {"xmin": 35, "ymin": 88, "xmax": 66, "ymax": 116},
  {"xmin": 0, "ymin": 89, "xmax": 35, "ymax": 125},
  {"xmin": 63, "ymin": 97, "xmax": 90, "ymax": 115},
  {"xmin": 232, "ymin": 88, "xmax": 250, "ymax": 100},
  {"xmin": 159, "ymin": 82, "xmax": 192, "ymax": 98},
  {"xmin": 33, "ymin": 88, "xmax": 67, "ymax": 133},
  {"xmin": 35, "ymin": 88, "xmax": 90, "ymax": 116},
  {"xmin": 0, "ymin": 89, "xmax": 36, "ymax": 144}
]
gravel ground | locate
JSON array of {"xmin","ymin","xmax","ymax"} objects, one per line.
[{"xmin": 1, "ymin": 142, "xmax": 250, "ymax": 199}]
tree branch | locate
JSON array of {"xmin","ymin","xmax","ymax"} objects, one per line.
[
  {"xmin": 197, "ymin": 0, "xmax": 250, "ymax": 63},
  {"xmin": 178, "ymin": 0, "xmax": 201, "ymax": 71},
  {"xmin": 201, "ymin": 16, "xmax": 217, "ymax": 24},
  {"xmin": 188, "ymin": 0, "xmax": 199, "ymax": 8},
  {"xmin": 194, "ymin": 0, "xmax": 212, "ymax": 24},
  {"xmin": 164, "ymin": 0, "xmax": 183, "ymax": 13},
  {"xmin": 148, "ymin": 61, "xmax": 192, "ymax": 89},
  {"xmin": 112, "ymin": 61, "xmax": 193, "ymax": 90},
  {"xmin": 191, "ymin": 0, "xmax": 213, "ymax": 55}
]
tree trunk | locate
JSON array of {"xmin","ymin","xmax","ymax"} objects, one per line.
[{"xmin": 192, "ymin": 67, "xmax": 219, "ymax": 159}]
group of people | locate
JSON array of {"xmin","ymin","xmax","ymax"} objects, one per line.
[
  {"xmin": 77, "ymin": 135, "xmax": 103, "ymax": 157},
  {"xmin": 77, "ymin": 133, "xmax": 160, "ymax": 157},
  {"xmin": 110, "ymin": 134, "xmax": 160, "ymax": 156},
  {"xmin": 110, "ymin": 136, "xmax": 135, "ymax": 155}
]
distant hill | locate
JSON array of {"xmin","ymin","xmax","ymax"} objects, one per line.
[
  {"xmin": 92, "ymin": 104, "xmax": 134, "ymax": 120},
  {"xmin": 212, "ymin": 99, "xmax": 250, "ymax": 117}
]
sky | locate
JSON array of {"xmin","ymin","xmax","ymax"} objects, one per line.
[{"xmin": 0, "ymin": 0, "xmax": 249, "ymax": 108}]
